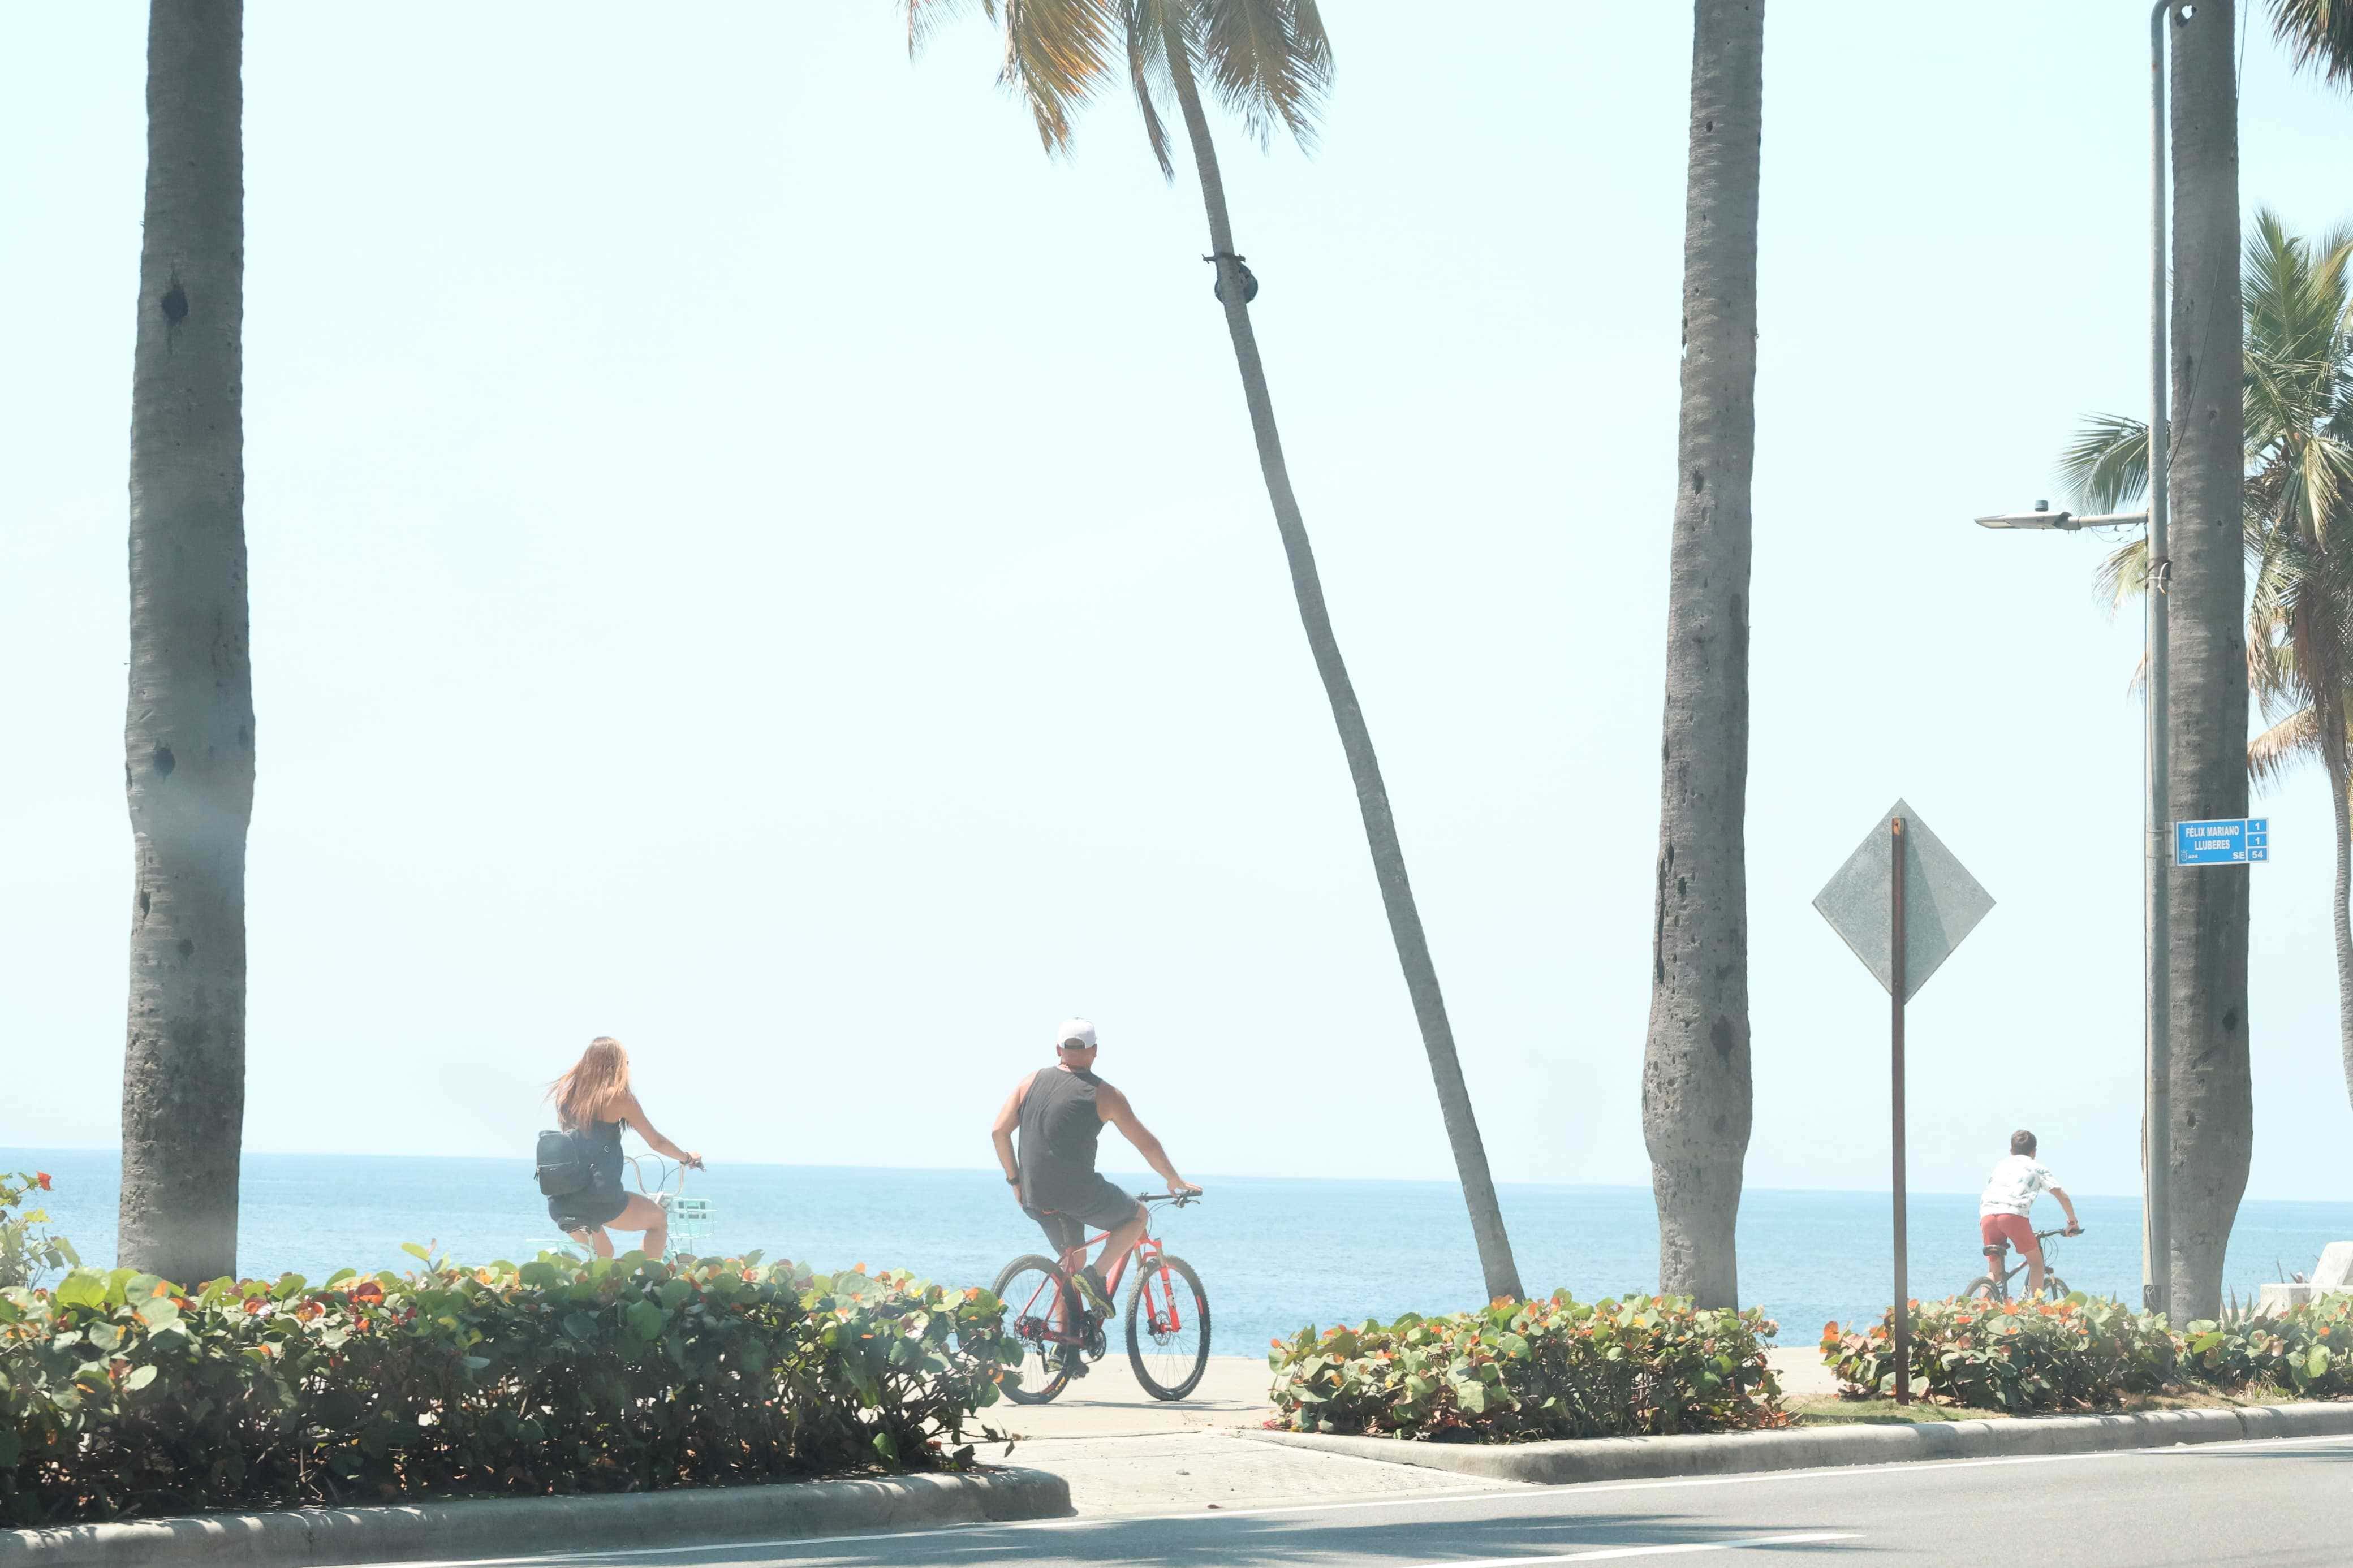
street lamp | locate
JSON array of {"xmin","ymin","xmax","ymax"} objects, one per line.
[
  {"xmin": 1973, "ymin": 502, "xmax": 2151, "ymax": 532},
  {"xmin": 1970, "ymin": 0, "xmax": 2179, "ymax": 1320}
]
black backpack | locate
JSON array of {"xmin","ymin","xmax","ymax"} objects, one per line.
[{"xmin": 535, "ymin": 1129, "xmax": 593, "ymax": 1196}]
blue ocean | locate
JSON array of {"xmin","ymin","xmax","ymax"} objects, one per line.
[{"xmin": 8, "ymin": 1149, "xmax": 2347, "ymax": 1350}]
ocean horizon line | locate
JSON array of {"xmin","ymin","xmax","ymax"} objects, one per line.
[{"xmin": 2, "ymin": 1144, "xmax": 2203, "ymax": 1206}]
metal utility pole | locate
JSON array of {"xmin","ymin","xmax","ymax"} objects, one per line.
[{"xmin": 2142, "ymin": 0, "xmax": 2174, "ymax": 1323}]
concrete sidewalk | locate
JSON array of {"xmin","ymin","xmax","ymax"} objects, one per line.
[
  {"xmin": 985, "ymin": 1347, "xmax": 1835, "ymax": 1517},
  {"xmin": 989, "ymin": 1354, "xmax": 1273, "ymax": 1439},
  {"xmin": 986, "ymin": 1354, "xmax": 1522, "ymax": 1515},
  {"xmin": 989, "ymin": 1346, "xmax": 1831, "ymax": 1444}
]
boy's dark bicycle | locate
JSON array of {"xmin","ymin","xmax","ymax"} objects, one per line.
[{"xmin": 1965, "ymin": 1224, "xmax": 2082, "ymax": 1302}]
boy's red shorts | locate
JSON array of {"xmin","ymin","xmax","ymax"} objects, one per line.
[{"xmin": 1980, "ymin": 1213, "xmax": 2037, "ymax": 1255}]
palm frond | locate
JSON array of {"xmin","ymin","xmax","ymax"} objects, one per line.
[
  {"xmin": 904, "ymin": 0, "xmax": 1121, "ymax": 155},
  {"xmin": 1196, "ymin": 0, "xmax": 1333, "ymax": 151},
  {"xmin": 2251, "ymin": 707, "xmax": 2324, "ymax": 791},
  {"xmin": 2093, "ymin": 534, "xmax": 2151, "ymax": 619},
  {"xmin": 904, "ymin": 0, "xmax": 994, "ymax": 55},
  {"xmin": 2271, "ymin": 0, "xmax": 2353, "ymax": 88},
  {"xmin": 999, "ymin": 0, "xmax": 1123, "ymax": 155},
  {"xmin": 1123, "ymin": 0, "xmax": 1176, "ymax": 178},
  {"xmin": 2057, "ymin": 413, "xmax": 2151, "ymax": 515}
]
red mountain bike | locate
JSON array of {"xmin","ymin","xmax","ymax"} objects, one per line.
[{"xmin": 990, "ymin": 1191, "xmax": 1210, "ymax": 1403}]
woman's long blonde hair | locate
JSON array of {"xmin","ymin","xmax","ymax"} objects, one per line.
[{"xmin": 548, "ymin": 1037, "xmax": 631, "ymax": 1131}]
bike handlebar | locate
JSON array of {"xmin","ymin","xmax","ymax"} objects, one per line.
[
  {"xmin": 1139, "ymin": 1190, "xmax": 1204, "ymax": 1207},
  {"xmin": 2033, "ymin": 1225, "xmax": 2082, "ymax": 1239}
]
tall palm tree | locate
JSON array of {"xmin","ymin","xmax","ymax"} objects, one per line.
[
  {"xmin": 2062, "ymin": 12, "xmax": 2253, "ymax": 1318},
  {"xmin": 2270, "ymin": 0, "xmax": 2353, "ymax": 83},
  {"xmin": 118, "ymin": 0, "xmax": 253, "ymax": 1289},
  {"xmin": 906, "ymin": 0, "xmax": 1523, "ymax": 1301},
  {"xmin": 1643, "ymin": 0, "xmax": 1765, "ymax": 1311},
  {"xmin": 2067, "ymin": 213, "xmax": 2353, "ymax": 1116},
  {"xmin": 2157, "ymin": 0, "xmax": 2249, "ymax": 1324}
]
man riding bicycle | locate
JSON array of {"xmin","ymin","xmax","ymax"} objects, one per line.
[
  {"xmin": 1980, "ymin": 1129, "xmax": 2080, "ymax": 1297},
  {"xmin": 991, "ymin": 1018, "xmax": 1200, "ymax": 1374}
]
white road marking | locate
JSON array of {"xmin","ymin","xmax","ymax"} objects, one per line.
[
  {"xmin": 393, "ymin": 1429, "xmax": 2353, "ymax": 1566},
  {"xmin": 1401, "ymin": 1533, "xmax": 1861, "ymax": 1566}
]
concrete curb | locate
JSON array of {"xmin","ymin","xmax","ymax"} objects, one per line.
[
  {"xmin": 1238, "ymin": 1401, "xmax": 2353, "ymax": 1486},
  {"xmin": 0, "ymin": 1466, "xmax": 1071, "ymax": 1567}
]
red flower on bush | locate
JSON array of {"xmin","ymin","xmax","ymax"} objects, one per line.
[
  {"xmin": 35, "ymin": 1172, "xmax": 51, "ymax": 1190},
  {"xmin": 351, "ymin": 1281, "xmax": 385, "ymax": 1306}
]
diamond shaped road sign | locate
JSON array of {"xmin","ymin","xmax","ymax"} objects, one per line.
[{"xmin": 1812, "ymin": 798, "xmax": 1994, "ymax": 1003}]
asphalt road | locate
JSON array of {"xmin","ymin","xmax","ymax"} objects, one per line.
[{"xmin": 404, "ymin": 1431, "xmax": 2353, "ymax": 1568}]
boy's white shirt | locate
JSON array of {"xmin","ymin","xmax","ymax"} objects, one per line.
[{"xmin": 1980, "ymin": 1153, "xmax": 2059, "ymax": 1217}]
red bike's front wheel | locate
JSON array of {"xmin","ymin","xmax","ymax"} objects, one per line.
[{"xmin": 1125, "ymin": 1254, "xmax": 1210, "ymax": 1401}]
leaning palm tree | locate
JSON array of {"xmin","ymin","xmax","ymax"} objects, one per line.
[
  {"xmin": 118, "ymin": 0, "xmax": 253, "ymax": 1288},
  {"xmin": 906, "ymin": 0, "xmax": 1523, "ymax": 1301},
  {"xmin": 1643, "ymin": 0, "xmax": 1766, "ymax": 1312}
]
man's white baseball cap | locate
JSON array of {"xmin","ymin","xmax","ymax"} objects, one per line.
[{"xmin": 1055, "ymin": 1019, "xmax": 1098, "ymax": 1050}]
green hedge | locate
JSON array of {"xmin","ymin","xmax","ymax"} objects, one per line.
[
  {"xmin": 1820, "ymin": 1296, "xmax": 2176, "ymax": 1411},
  {"xmin": 2178, "ymin": 1294, "xmax": 2353, "ymax": 1397},
  {"xmin": 0, "ymin": 1174, "xmax": 75, "ymax": 1292},
  {"xmin": 1269, "ymin": 1293, "xmax": 1783, "ymax": 1441},
  {"xmin": 2, "ymin": 1250, "xmax": 1015, "ymax": 1526},
  {"xmin": 1821, "ymin": 1293, "xmax": 2353, "ymax": 1411}
]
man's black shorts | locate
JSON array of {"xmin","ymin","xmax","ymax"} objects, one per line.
[{"xmin": 1024, "ymin": 1175, "xmax": 1144, "ymax": 1257}]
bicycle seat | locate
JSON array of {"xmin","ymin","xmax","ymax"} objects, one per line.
[{"xmin": 1983, "ymin": 1243, "xmax": 2007, "ymax": 1258}]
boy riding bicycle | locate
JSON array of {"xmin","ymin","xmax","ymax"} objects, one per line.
[{"xmin": 1979, "ymin": 1129, "xmax": 2081, "ymax": 1297}]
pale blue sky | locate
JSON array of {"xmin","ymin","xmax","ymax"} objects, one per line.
[{"xmin": 6, "ymin": 3, "xmax": 2351, "ymax": 1203}]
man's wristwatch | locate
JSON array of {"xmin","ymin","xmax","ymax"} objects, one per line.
[{"xmin": 1005, "ymin": 1176, "xmax": 1020, "ymax": 1186}]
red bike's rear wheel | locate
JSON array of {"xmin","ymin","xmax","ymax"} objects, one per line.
[{"xmin": 992, "ymin": 1254, "xmax": 1078, "ymax": 1404}]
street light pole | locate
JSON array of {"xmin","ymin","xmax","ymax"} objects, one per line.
[
  {"xmin": 1970, "ymin": 1, "xmax": 2177, "ymax": 1319},
  {"xmin": 2144, "ymin": 0, "xmax": 2173, "ymax": 1323}
]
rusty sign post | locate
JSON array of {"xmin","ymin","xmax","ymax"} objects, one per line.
[
  {"xmin": 1815, "ymin": 801, "xmax": 1992, "ymax": 1407},
  {"xmin": 1890, "ymin": 817, "xmax": 1909, "ymax": 1402}
]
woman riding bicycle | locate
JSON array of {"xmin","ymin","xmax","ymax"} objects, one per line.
[
  {"xmin": 545, "ymin": 1036, "xmax": 703, "ymax": 1259},
  {"xmin": 1979, "ymin": 1129, "xmax": 2080, "ymax": 1297}
]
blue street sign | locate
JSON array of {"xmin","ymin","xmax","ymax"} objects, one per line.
[{"xmin": 2175, "ymin": 817, "xmax": 2270, "ymax": 867}]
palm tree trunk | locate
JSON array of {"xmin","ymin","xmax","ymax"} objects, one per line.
[
  {"xmin": 1158, "ymin": 11, "xmax": 1522, "ymax": 1303},
  {"xmin": 2163, "ymin": 0, "xmax": 2250, "ymax": 1323},
  {"xmin": 1643, "ymin": 0, "xmax": 1764, "ymax": 1311},
  {"xmin": 118, "ymin": 0, "xmax": 252, "ymax": 1289},
  {"xmin": 2328, "ymin": 730, "xmax": 2353, "ymax": 1112}
]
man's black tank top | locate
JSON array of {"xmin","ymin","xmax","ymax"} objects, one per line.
[{"xmin": 1016, "ymin": 1066, "xmax": 1104, "ymax": 1210}]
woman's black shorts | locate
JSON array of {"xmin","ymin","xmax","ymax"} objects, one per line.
[{"xmin": 549, "ymin": 1185, "xmax": 628, "ymax": 1233}]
